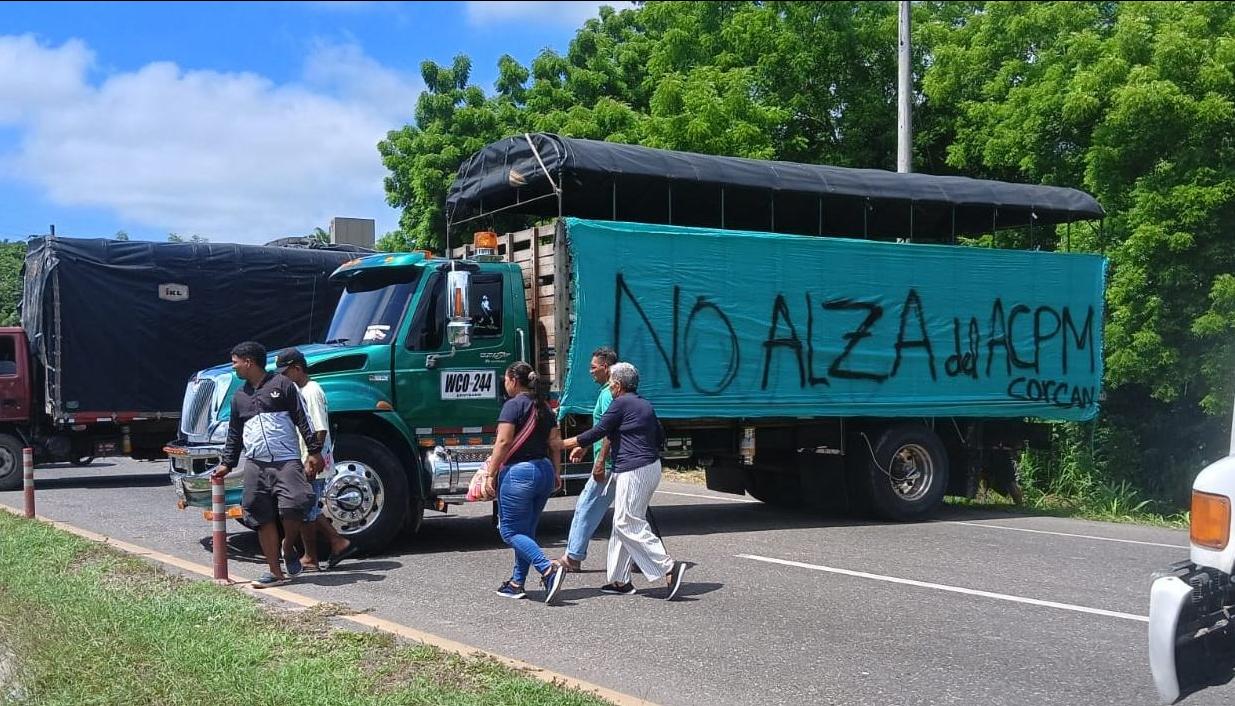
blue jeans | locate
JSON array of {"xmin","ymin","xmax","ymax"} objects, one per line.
[
  {"xmin": 565, "ymin": 473, "xmax": 614, "ymax": 561},
  {"xmin": 497, "ymin": 458, "xmax": 556, "ymax": 585}
]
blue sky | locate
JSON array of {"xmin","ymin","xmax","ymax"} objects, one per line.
[{"xmin": 0, "ymin": 1, "xmax": 630, "ymax": 244}]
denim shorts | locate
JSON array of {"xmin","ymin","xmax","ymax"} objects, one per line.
[{"xmin": 304, "ymin": 478, "xmax": 326, "ymax": 522}]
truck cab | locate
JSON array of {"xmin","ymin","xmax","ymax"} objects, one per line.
[
  {"xmin": 0, "ymin": 327, "xmax": 32, "ymax": 489},
  {"xmin": 168, "ymin": 246, "xmax": 538, "ymax": 550}
]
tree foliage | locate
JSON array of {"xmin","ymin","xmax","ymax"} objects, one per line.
[
  {"xmin": 379, "ymin": 2, "xmax": 1235, "ymax": 503},
  {"xmin": 0, "ymin": 242, "xmax": 24, "ymax": 327}
]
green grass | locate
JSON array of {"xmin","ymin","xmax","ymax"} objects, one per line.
[
  {"xmin": 948, "ymin": 447, "xmax": 1191, "ymax": 528},
  {"xmin": 0, "ymin": 512, "xmax": 611, "ymax": 706}
]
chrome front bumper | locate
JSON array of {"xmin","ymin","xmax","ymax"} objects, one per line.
[
  {"xmin": 165, "ymin": 442, "xmax": 242, "ymax": 508},
  {"xmin": 421, "ymin": 445, "xmax": 593, "ymax": 501},
  {"xmin": 423, "ymin": 445, "xmax": 492, "ymax": 495}
]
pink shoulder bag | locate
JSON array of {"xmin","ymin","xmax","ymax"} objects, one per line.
[{"xmin": 467, "ymin": 408, "xmax": 540, "ymax": 502}]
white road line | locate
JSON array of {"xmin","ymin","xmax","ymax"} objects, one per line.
[
  {"xmin": 737, "ymin": 553, "xmax": 1149, "ymax": 623},
  {"xmin": 946, "ymin": 521, "xmax": 1188, "ymax": 549},
  {"xmin": 655, "ymin": 490, "xmax": 760, "ymax": 503}
]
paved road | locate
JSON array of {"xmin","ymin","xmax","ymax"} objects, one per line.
[{"xmin": 5, "ymin": 459, "xmax": 1232, "ymax": 705}]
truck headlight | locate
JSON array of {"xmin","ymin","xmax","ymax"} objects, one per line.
[{"xmin": 1191, "ymin": 490, "xmax": 1231, "ymax": 550}]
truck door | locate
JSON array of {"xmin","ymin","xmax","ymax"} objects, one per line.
[
  {"xmin": 0, "ymin": 331, "xmax": 29, "ymax": 422},
  {"xmin": 395, "ymin": 266, "xmax": 519, "ymax": 436}
]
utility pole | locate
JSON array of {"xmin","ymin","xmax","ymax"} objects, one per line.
[{"xmin": 897, "ymin": 0, "xmax": 912, "ymax": 174}]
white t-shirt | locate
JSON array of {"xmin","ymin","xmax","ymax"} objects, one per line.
[{"xmin": 297, "ymin": 379, "xmax": 334, "ymax": 467}]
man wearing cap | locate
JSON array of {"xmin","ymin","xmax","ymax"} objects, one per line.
[
  {"xmin": 276, "ymin": 347, "xmax": 358, "ymax": 571},
  {"xmin": 212, "ymin": 341, "xmax": 322, "ymax": 588}
]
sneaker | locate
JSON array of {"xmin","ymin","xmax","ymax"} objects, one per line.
[
  {"xmin": 666, "ymin": 561, "xmax": 687, "ymax": 601},
  {"xmin": 284, "ymin": 553, "xmax": 304, "ymax": 577},
  {"xmin": 541, "ymin": 565, "xmax": 566, "ymax": 604},
  {"xmin": 251, "ymin": 572, "xmax": 290, "ymax": 589},
  {"xmin": 496, "ymin": 580, "xmax": 526, "ymax": 599},
  {"xmin": 600, "ymin": 582, "xmax": 636, "ymax": 596}
]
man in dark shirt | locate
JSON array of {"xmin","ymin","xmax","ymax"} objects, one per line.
[
  {"xmin": 564, "ymin": 362, "xmax": 688, "ymax": 600},
  {"xmin": 212, "ymin": 341, "xmax": 323, "ymax": 588}
]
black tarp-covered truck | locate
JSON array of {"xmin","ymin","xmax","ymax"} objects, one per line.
[{"xmin": 0, "ymin": 236, "xmax": 360, "ymax": 489}]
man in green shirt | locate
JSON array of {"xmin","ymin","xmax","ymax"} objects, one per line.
[{"xmin": 559, "ymin": 347, "xmax": 662, "ymax": 572}]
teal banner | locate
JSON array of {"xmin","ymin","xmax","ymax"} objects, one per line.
[{"xmin": 559, "ymin": 219, "xmax": 1106, "ymax": 422}]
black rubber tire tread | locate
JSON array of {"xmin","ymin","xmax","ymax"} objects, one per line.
[
  {"xmin": 862, "ymin": 424, "xmax": 949, "ymax": 521},
  {"xmin": 0, "ymin": 433, "xmax": 22, "ymax": 491},
  {"xmin": 332, "ymin": 433, "xmax": 409, "ymax": 554}
]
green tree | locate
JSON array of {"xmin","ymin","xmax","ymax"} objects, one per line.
[
  {"xmin": 0, "ymin": 241, "xmax": 25, "ymax": 327},
  {"xmin": 379, "ymin": 0, "xmax": 1235, "ymax": 505},
  {"xmin": 113, "ymin": 230, "xmax": 129, "ymax": 241},
  {"xmin": 167, "ymin": 233, "xmax": 209, "ymax": 243},
  {"xmin": 924, "ymin": 1, "xmax": 1235, "ymax": 496}
]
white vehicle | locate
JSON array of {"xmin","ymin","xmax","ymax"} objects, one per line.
[{"xmin": 1149, "ymin": 407, "xmax": 1235, "ymax": 702}]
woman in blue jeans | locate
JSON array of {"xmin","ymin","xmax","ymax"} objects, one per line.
[{"xmin": 482, "ymin": 361, "xmax": 566, "ymax": 603}]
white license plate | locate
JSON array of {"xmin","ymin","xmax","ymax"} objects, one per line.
[{"xmin": 440, "ymin": 370, "xmax": 497, "ymax": 400}]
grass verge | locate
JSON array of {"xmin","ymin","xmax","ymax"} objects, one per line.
[{"xmin": 0, "ymin": 511, "xmax": 612, "ymax": 706}]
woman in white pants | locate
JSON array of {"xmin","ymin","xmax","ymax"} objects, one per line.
[{"xmin": 563, "ymin": 362, "xmax": 688, "ymax": 599}]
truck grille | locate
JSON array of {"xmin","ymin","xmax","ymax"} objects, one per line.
[{"xmin": 180, "ymin": 378, "xmax": 216, "ymax": 437}]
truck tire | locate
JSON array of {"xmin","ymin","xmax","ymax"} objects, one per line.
[
  {"xmin": 323, "ymin": 434, "xmax": 409, "ymax": 554},
  {"xmin": 861, "ymin": 424, "xmax": 949, "ymax": 521},
  {"xmin": 0, "ymin": 434, "xmax": 21, "ymax": 491}
]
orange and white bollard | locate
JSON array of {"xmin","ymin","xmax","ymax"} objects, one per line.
[
  {"xmin": 211, "ymin": 474, "xmax": 228, "ymax": 583},
  {"xmin": 22, "ymin": 447, "xmax": 33, "ymax": 518}
]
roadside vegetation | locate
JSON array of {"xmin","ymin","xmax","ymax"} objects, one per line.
[
  {"xmin": 0, "ymin": 511, "xmax": 610, "ymax": 706},
  {"xmin": 379, "ymin": 1, "xmax": 1235, "ymax": 523}
]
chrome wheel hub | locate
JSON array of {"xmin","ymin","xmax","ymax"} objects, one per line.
[
  {"xmin": 889, "ymin": 443, "xmax": 933, "ymax": 502},
  {"xmin": 320, "ymin": 459, "xmax": 386, "ymax": 535}
]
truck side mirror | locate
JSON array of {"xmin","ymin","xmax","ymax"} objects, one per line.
[{"xmin": 446, "ymin": 270, "xmax": 472, "ymax": 348}]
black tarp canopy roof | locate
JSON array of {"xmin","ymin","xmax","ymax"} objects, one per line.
[{"xmin": 445, "ymin": 133, "xmax": 1104, "ymax": 241}]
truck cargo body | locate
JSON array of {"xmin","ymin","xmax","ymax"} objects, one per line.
[{"xmin": 465, "ymin": 217, "xmax": 1105, "ymax": 517}]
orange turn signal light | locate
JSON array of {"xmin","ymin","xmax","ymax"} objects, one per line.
[
  {"xmin": 203, "ymin": 508, "xmax": 244, "ymax": 522},
  {"xmin": 1191, "ymin": 490, "xmax": 1231, "ymax": 550},
  {"xmin": 474, "ymin": 231, "xmax": 498, "ymax": 249}
]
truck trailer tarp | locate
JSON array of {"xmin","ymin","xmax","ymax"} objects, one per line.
[
  {"xmin": 558, "ymin": 218, "xmax": 1106, "ymax": 422},
  {"xmin": 21, "ymin": 237, "xmax": 356, "ymax": 418}
]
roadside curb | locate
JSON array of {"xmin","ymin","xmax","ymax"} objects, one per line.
[{"xmin": 0, "ymin": 503, "xmax": 658, "ymax": 706}]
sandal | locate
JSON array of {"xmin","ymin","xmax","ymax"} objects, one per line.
[{"xmin": 251, "ymin": 572, "xmax": 290, "ymax": 589}]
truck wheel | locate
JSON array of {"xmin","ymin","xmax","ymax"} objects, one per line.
[
  {"xmin": 862, "ymin": 424, "xmax": 949, "ymax": 521},
  {"xmin": 321, "ymin": 434, "xmax": 408, "ymax": 554},
  {"xmin": 0, "ymin": 434, "xmax": 21, "ymax": 491}
]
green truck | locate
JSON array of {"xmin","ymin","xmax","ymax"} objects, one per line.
[{"xmin": 168, "ymin": 134, "xmax": 1106, "ymax": 553}]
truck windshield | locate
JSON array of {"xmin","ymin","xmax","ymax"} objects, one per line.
[{"xmin": 325, "ymin": 268, "xmax": 423, "ymax": 346}]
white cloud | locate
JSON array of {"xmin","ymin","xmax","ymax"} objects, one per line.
[
  {"xmin": 0, "ymin": 35, "xmax": 423, "ymax": 244},
  {"xmin": 465, "ymin": 1, "xmax": 635, "ymax": 28},
  {"xmin": 0, "ymin": 34, "xmax": 93, "ymax": 123}
]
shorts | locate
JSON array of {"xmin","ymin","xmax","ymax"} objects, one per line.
[
  {"xmin": 241, "ymin": 458, "xmax": 314, "ymax": 526},
  {"xmin": 304, "ymin": 478, "xmax": 326, "ymax": 522}
]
